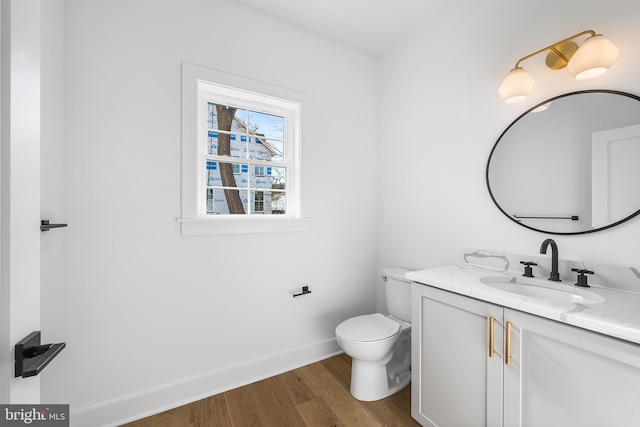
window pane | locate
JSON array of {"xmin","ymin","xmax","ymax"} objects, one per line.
[
  {"xmin": 206, "ymin": 161, "xmax": 221, "ymax": 187},
  {"xmin": 208, "ymin": 103, "xmax": 247, "ymax": 133},
  {"xmin": 207, "ymin": 188, "xmax": 248, "ymax": 215},
  {"xmin": 206, "ymin": 188, "xmax": 214, "ymax": 214},
  {"xmin": 269, "ymin": 166, "xmax": 286, "ymax": 190},
  {"xmin": 251, "ymin": 165, "xmax": 269, "ymax": 189},
  {"xmin": 250, "ymin": 190, "xmax": 284, "ymax": 214},
  {"xmin": 208, "ymin": 132, "xmax": 247, "ymax": 158},
  {"xmin": 264, "ymin": 139, "xmax": 285, "ymax": 163},
  {"xmin": 248, "ymin": 111, "xmax": 284, "ymax": 140},
  {"xmin": 206, "ymin": 161, "xmax": 248, "ymax": 188},
  {"xmin": 271, "ymin": 192, "xmax": 286, "ymax": 215},
  {"xmin": 250, "ymin": 138, "xmax": 285, "ymax": 162},
  {"xmin": 249, "ymin": 135, "xmax": 273, "ymax": 161}
]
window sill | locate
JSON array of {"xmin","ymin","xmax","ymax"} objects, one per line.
[{"xmin": 177, "ymin": 216, "xmax": 312, "ymax": 235}]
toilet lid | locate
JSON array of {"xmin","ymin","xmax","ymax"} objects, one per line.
[{"xmin": 336, "ymin": 313, "xmax": 400, "ymax": 342}]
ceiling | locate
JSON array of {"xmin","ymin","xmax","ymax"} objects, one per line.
[{"xmin": 233, "ymin": 0, "xmax": 448, "ymax": 56}]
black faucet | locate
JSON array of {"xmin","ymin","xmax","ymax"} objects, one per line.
[{"xmin": 540, "ymin": 238, "xmax": 561, "ymax": 281}]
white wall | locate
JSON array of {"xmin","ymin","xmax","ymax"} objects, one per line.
[
  {"xmin": 377, "ymin": 0, "xmax": 640, "ymax": 310},
  {"xmin": 58, "ymin": 0, "xmax": 378, "ymax": 424},
  {"xmin": 48, "ymin": 0, "xmax": 640, "ymax": 423}
]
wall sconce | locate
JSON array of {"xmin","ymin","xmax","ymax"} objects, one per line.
[{"xmin": 499, "ymin": 30, "xmax": 619, "ymax": 103}]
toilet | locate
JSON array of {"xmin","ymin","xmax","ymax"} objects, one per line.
[{"xmin": 335, "ymin": 267, "xmax": 412, "ymax": 401}]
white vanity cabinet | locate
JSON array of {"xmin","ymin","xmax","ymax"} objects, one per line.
[
  {"xmin": 503, "ymin": 308, "xmax": 640, "ymax": 426},
  {"xmin": 411, "ymin": 284, "xmax": 504, "ymax": 426},
  {"xmin": 412, "ymin": 283, "xmax": 640, "ymax": 427}
]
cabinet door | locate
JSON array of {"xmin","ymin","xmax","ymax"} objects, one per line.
[
  {"xmin": 504, "ymin": 309, "xmax": 640, "ymax": 427},
  {"xmin": 412, "ymin": 284, "xmax": 504, "ymax": 427}
]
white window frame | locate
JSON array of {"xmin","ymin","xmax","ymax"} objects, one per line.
[
  {"xmin": 179, "ymin": 62, "xmax": 311, "ymax": 235},
  {"xmin": 198, "ymin": 84, "xmax": 294, "ymax": 216}
]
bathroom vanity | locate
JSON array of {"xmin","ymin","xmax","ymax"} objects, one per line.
[{"xmin": 408, "ymin": 263, "xmax": 640, "ymax": 427}]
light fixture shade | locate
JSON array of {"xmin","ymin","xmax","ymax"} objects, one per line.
[
  {"xmin": 567, "ymin": 34, "xmax": 619, "ymax": 80},
  {"xmin": 499, "ymin": 67, "xmax": 535, "ymax": 103}
]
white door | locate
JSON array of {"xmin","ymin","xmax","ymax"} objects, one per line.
[
  {"xmin": 0, "ymin": 0, "xmax": 42, "ymax": 403},
  {"xmin": 592, "ymin": 123, "xmax": 640, "ymax": 227}
]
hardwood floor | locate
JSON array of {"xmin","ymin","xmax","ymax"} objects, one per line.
[{"xmin": 122, "ymin": 353, "xmax": 420, "ymax": 427}]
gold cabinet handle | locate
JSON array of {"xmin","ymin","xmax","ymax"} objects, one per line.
[
  {"xmin": 488, "ymin": 317, "xmax": 495, "ymax": 358},
  {"xmin": 505, "ymin": 321, "xmax": 512, "ymax": 365}
]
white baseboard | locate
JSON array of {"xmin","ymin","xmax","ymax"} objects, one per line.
[{"xmin": 71, "ymin": 338, "xmax": 341, "ymax": 427}]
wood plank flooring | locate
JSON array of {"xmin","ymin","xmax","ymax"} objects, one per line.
[{"xmin": 122, "ymin": 353, "xmax": 420, "ymax": 427}]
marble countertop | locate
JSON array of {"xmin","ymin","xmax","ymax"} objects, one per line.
[{"xmin": 407, "ymin": 264, "xmax": 640, "ymax": 345}]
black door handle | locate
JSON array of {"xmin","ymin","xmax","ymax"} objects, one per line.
[{"xmin": 40, "ymin": 220, "xmax": 68, "ymax": 231}]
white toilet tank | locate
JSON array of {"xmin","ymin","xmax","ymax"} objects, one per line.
[{"xmin": 382, "ymin": 267, "xmax": 413, "ymax": 323}]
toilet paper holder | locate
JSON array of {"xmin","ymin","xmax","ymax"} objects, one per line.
[{"xmin": 293, "ymin": 286, "xmax": 312, "ymax": 298}]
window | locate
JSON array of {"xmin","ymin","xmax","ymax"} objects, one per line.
[
  {"xmin": 180, "ymin": 63, "xmax": 310, "ymax": 235},
  {"xmin": 200, "ymin": 86, "xmax": 295, "ymax": 216},
  {"xmin": 254, "ymin": 191, "xmax": 265, "ymax": 213}
]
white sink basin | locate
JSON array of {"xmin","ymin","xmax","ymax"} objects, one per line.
[{"xmin": 480, "ymin": 276, "xmax": 605, "ymax": 305}]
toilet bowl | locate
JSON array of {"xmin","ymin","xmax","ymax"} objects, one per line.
[{"xmin": 335, "ymin": 267, "xmax": 413, "ymax": 401}]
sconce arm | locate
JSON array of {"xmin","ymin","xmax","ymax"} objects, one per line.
[{"xmin": 513, "ymin": 30, "xmax": 596, "ymax": 69}]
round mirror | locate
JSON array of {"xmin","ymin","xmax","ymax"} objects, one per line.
[{"xmin": 487, "ymin": 90, "xmax": 640, "ymax": 235}]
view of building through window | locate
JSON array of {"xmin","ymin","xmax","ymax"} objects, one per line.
[{"xmin": 204, "ymin": 102, "xmax": 287, "ymax": 215}]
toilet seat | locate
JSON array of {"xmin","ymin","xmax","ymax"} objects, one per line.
[{"xmin": 336, "ymin": 313, "xmax": 400, "ymax": 343}]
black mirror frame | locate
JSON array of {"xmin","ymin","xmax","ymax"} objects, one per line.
[{"xmin": 486, "ymin": 89, "xmax": 640, "ymax": 235}]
